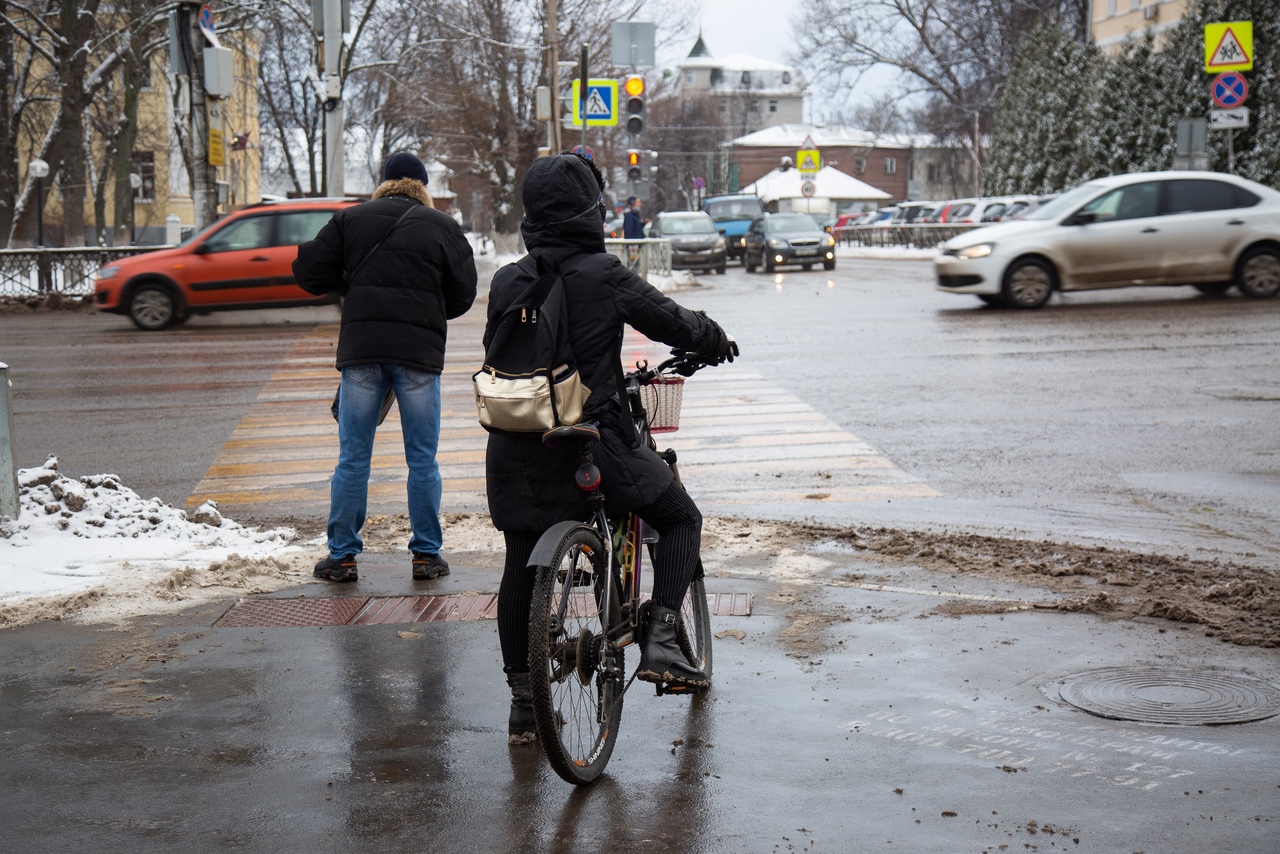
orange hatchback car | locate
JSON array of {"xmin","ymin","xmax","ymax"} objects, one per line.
[{"xmin": 93, "ymin": 198, "xmax": 357, "ymax": 330}]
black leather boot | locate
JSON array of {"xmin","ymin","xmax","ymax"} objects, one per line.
[
  {"xmin": 637, "ymin": 605, "xmax": 709, "ymax": 688},
  {"xmin": 506, "ymin": 671, "xmax": 536, "ymax": 745}
]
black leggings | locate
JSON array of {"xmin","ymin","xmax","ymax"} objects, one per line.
[{"xmin": 497, "ymin": 480, "xmax": 702, "ymax": 673}]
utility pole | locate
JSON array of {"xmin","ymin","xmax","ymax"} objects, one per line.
[
  {"xmin": 184, "ymin": 2, "xmax": 218, "ymax": 229},
  {"xmin": 972, "ymin": 112, "xmax": 981, "ymax": 197},
  {"xmin": 546, "ymin": 0, "xmax": 561, "ymax": 153},
  {"xmin": 578, "ymin": 44, "xmax": 589, "ymax": 154},
  {"xmin": 321, "ymin": 0, "xmax": 345, "ymax": 197}
]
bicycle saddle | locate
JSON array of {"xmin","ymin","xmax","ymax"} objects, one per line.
[{"xmin": 542, "ymin": 423, "xmax": 601, "ymax": 448}]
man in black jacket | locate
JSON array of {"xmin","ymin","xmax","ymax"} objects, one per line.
[
  {"xmin": 293, "ymin": 152, "xmax": 477, "ymax": 583},
  {"xmin": 484, "ymin": 153, "xmax": 737, "ymax": 744}
]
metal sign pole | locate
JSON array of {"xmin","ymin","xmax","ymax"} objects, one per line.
[
  {"xmin": 1, "ymin": 363, "xmax": 19, "ymax": 520},
  {"xmin": 579, "ymin": 44, "xmax": 589, "ymax": 153}
]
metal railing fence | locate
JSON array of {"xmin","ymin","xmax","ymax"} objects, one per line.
[
  {"xmin": 833, "ymin": 224, "xmax": 982, "ymax": 249},
  {"xmin": 605, "ymin": 238, "xmax": 672, "ymax": 279},
  {"xmin": 0, "ymin": 246, "xmax": 170, "ymax": 297}
]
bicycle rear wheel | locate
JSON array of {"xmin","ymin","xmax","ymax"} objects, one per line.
[
  {"xmin": 528, "ymin": 525, "xmax": 624, "ymax": 785},
  {"xmin": 678, "ymin": 565, "xmax": 713, "ymax": 683}
]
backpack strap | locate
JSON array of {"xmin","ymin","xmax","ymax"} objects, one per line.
[{"xmin": 344, "ymin": 204, "xmax": 417, "ymax": 287}]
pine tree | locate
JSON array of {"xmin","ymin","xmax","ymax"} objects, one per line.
[{"xmin": 984, "ymin": 25, "xmax": 1101, "ymax": 195}]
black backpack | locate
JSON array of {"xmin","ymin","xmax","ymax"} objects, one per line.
[{"xmin": 472, "ymin": 253, "xmax": 589, "ymax": 434}]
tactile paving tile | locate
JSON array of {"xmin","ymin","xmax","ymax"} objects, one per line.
[
  {"xmin": 216, "ymin": 592, "xmax": 752, "ymax": 628},
  {"xmin": 214, "ymin": 596, "xmax": 368, "ymax": 628}
]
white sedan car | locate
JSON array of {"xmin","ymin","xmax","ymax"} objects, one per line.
[{"xmin": 935, "ymin": 171, "xmax": 1280, "ymax": 308}]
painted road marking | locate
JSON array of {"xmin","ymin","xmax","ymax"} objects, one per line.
[{"xmin": 188, "ymin": 323, "xmax": 938, "ymax": 515}]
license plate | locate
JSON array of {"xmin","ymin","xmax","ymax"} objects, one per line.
[{"xmin": 794, "ymin": 248, "xmax": 817, "ymax": 256}]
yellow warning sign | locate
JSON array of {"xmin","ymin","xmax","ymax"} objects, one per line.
[
  {"xmin": 796, "ymin": 148, "xmax": 821, "ymax": 174},
  {"xmin": 1205, "ymin": 21, "xmax": 1253, "ymax": 73}
]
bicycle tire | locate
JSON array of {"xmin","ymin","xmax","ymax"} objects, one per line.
[
  {"xmin": 678, "ymin": 569, "xmax": 713, "ymax": 683},
  {"xmin": 528, "ymin": 525, "xmax": 624, "ymax": 785}
]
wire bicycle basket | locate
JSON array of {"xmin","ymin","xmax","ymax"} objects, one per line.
[{"xmin": 639, "ymin": 374, "xmax": 685, "ymax": 433}]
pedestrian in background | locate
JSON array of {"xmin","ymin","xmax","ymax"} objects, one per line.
[
  {"xmin": 293, "ymin": 152, "xmax": 477, "ymax": 583},
  {"xmin": 622, "ymin": 195, "xmax": 645, "ymax": 239}
]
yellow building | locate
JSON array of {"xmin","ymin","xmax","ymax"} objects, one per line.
[
  {"xmin": 14, "ymin": 20, "xmax": 260, "ymax": 247},
  {"xmin": 1092, "ymin": 0, "xmax": 1192, "ymax": 54}
]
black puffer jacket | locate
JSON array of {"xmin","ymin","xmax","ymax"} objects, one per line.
[
  {"xmin": 293, "ymin": 179, "xmax": 477, "ymax": 372},
  {"xmin": 484, "ymin": 155, "xmax": 721, "ymax": 532}
]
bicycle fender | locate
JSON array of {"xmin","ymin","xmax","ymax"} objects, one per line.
[{"xmin": 526, "ymin": 521, "xmax": 601, "ymax": 569}]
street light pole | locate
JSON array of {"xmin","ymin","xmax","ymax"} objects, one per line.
[
  {"xmin": 29, "ymin": 158, "xmax": 48, "ymax": 248},
  {"xmin": 129, "ymin": 173, "xmax": 143, "ymax": 244}
]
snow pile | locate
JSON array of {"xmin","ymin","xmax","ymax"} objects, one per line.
[
  {"xmin": 836, "ymin": 245, "xmax": 938, "ymax": 261},
  {"xmin": 0, "ymin": 456, "xmax": 308, "ymax": 628}
]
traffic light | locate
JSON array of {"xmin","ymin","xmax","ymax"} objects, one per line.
[
  {"xmin": 626, "ymin": 149, "xmax": 642, "ymax": 181},
  {"xmin": 647, "ymin": 150, "xmax": 658, "ymax": 180},
  {"xmin": 623, "ymin": 75, "xmax": 645, "ymax": 135}
]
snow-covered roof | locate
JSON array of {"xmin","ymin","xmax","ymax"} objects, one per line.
[
  {"xmin": 740, "ymin": 165, "xmax": 892, "ymax": 203},
  {"xmin": 730, "ymin": 123, "xmax": 937, "ymax": 151},
  {"xmin": 678, "ymin": 53, "xmax": 795, "ymax": 73}
]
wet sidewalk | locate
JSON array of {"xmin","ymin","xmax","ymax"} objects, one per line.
[{"xmin": 1, "ymin": 550, "xmax": 1277, "ymax": 852}]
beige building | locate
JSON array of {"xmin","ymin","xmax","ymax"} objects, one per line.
[
  {"xmin": 1092, "ymin": 0, "xmax": 1192, "ymax": 54},
  {"xmin": 14, "ymin": 25, "xmax": 260, "ymax": 246},
  {"xmin": 673, "ymin": 36, "xmax": 807, "ymax": 135}
]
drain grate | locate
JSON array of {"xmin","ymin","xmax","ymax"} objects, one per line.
[
  {"xmin": 1057, "ymin": 667, "xmax": 1280, "ymax": 726},
  {"xmin": 216, "ymin": 592, "xmax": 752, "ymax": 628}
]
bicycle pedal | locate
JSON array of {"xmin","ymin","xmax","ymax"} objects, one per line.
[{"xmin": 655, "ymin": 682, "xmax": 702, "ymax": 697}]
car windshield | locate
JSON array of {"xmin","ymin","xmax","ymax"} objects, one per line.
[
  {"xmin": 705, "ymin": 197, "xmax": 764, "ymax": 222},
  {"xmin": 766, "ymin": 214, "xmax": 820, "ymax": 235},
  {"xmin": 1022, "ymin": 183, "xmax": 1105, "ymax": 221},
  {"xmin": 661, "ymin": 216, "xmax": 716, "ymax": 235}
]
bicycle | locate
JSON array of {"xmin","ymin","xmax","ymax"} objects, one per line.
[{"xmin": 524, "ymin": 350, "xmax": 716, "ymax": 785}]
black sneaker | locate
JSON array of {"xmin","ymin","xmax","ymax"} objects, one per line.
[
  {"xmin": 314, "ymin": 554, "xmax": 358, "ymax": 582},
  {"xmin": 412, "ymin": 552, "xmax": 450, "ymax": 580}
]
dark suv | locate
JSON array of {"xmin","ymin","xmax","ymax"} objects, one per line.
[{"xmin": 743, "ymin": 213, "xmax": 836, "ymax": 272}]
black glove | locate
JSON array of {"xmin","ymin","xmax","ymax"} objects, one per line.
[{"xmin": 694, "ymin": 311, "xmax": 739, "ymax": 365}]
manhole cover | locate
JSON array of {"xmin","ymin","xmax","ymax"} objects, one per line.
[
  {"xmin": 1057, "ymin": 667, "xmax": 1280, "ymax": 725},
  {"xmin": 1198, "ymin": 384, "xmax": 1280, "ymax": 401}
]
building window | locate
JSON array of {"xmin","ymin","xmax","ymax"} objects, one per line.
[
  {"xmin": 1130, "ymin": 0, "xmax": 1139, "ymax": 8},
  {"xmin": 130, "ymin": 151, "xmax": 156, "ymax": 202},
  {"xmin": 884, "ymin": 157, "xmax": 897, "ymax": 174},
  {"xmin": 927, "ymin": 163, "xmax": 938, "ymax": 182},
  {"xmin": 854, "ymin": 157, "xmax": 866, "ymax": 174},
  {"xmin": 740, "ymin": 71, "xmax": 751, "ymax": 86},
  {"xmin": 768, "ymin": 99, "xmax": 777, "ymax": 113},
  {"xmin": 685, "ymin": 70, "xmax": 693, "ymax": 84},
  {"xmin": 1107, "ymin": 0, "xmax": 1116, "ymax": 14},
  {"xmin": 781, "ymin": 71, "xmax": 791, "ymax": 85}
]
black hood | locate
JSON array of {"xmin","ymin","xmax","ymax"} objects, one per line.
[{"xmin": 520, "ymin": 155, "xmax": 606, "ymax": 257}]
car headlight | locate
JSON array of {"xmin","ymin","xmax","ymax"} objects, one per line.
[
  {"xmin": 713, "ymin": 237, "xmax": 726, "ymax": 251},
  {"xmin": 824, "ymin": 234, "xmax": 835, "ymax": 247},
  {"xmin": 93, "ymin": 266, "xmax": 120, "ymax": 281},
  {"xmin": 738, "ymin": 237, "xmax": 746, "ymax": 247},
  {"xmin": 955, "ymin": 243, "xmax": 994, "ymax": 260},
  {"xmin": 768, "ymin": 238, "xmax": 785, "ymax": 248}
]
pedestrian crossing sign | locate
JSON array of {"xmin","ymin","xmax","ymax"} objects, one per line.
[
  {"xmin": 796, "ymin": 148, "xmax": 821, "ymax": 174},
  {"xmin": 570, "ymin": 79, "xmax": 619, "ymax": 127},
  {"xmin": 1204, "ymin": 21, "xmax": 1252, "ymax": 73}
]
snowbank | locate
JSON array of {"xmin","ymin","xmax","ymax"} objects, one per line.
[{"xmin": 0, "ymin": 457, "xmax": 308, "ymax": 628}]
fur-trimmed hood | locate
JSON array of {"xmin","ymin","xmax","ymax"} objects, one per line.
[{"xmin": 372, "ymin": 178, "xmax": 433, "ymax": 207}]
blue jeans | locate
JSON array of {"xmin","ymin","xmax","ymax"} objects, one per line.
[{"xmin": 328, "ymin": 365, "xmax": 443, "ymax": 558}]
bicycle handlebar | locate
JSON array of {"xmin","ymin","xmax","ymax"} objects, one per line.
[{"xmin": 626, "ymin": 350, "xmax": 716, "ymax": 387}]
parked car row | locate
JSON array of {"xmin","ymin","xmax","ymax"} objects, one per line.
[{"xmin": 837, "ymin": 194, "xmax": 1060, "ymax": 229}]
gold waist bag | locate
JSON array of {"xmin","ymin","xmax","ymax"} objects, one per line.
[{"xmin": 473, "ymin": 364, "xmax": 589, "ymax": 433}]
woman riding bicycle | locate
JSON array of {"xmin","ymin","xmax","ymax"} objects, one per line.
[{"xmin": 485, "ymin": 153, "xmax": 738, "ymax": 744}]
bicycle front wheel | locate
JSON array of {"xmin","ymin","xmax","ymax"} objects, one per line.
[
  {"xmin": 678, "ymin": 566, "xmax": 713, "ymax": 683},
  {"xmin": 528, "ymin": 526, "xmax": 624, "ymax": 785}
]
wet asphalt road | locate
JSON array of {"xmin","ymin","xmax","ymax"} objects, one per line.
[{"xmin": 2, "ymin": 258, "xmax": 1279, "ymax": 851}]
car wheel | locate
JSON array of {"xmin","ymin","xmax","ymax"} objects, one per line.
[
  {"xmin": 823, "ymin": 259, "xmax": 835, "ymax": 271},
  {"xmin": 1193, "ymin": 283, "xmax": 1232, "ymax": 296},
  {"xmin": 1001, "ymin": 258, "xmax": 1055, "ymax": 309},
  {"xmin": 1236, "ymin": 247, "xmax": 1280, "ymax": 299},
  {"xmin": 745, "ymin": 255, "xmax": 757, "ymax": 273},
  {"xmin": 764, "ymin": 255, "xmax": 776, "ymax": 273},
  {"xmin": 976, "ymin": 294, "xmax": 1004, "ymax": 306},
  {"xmin": 128, "ymin": 283, "xmax": 181, "ymax": 330},
  {"xmin": 716, "ymin": 262, "xmax": 727, "ymax": 275}
]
